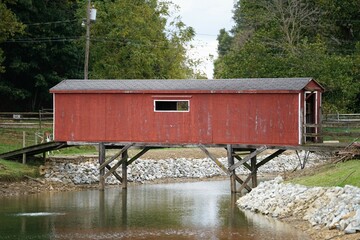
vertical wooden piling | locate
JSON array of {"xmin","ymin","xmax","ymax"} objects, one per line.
[
  {"xmin": 227, "ymin": 144, "xmax": 236, "ymax": 193},
  {"xmin": 121, "ymin": 149, "xmax": 128, "ymax": 189},
  {"xmin": 99, "ymin": 142, "xmax": 106, "ymax": 191},
  {"xmin": 250, "ymin": 149, "xmax": 257, "ymax": 188}
]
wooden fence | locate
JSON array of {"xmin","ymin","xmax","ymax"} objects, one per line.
[
  {"xmin": 0, "ymin": 110, "xmax": 53, "ymax": 129},
  {"xmin": 305, "ymin": 113, "xmax": 360, "ymax": 143}
]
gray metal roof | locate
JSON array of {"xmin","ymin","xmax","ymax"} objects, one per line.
[{"xmin": 50, "ymin": 78, "xmax": 316, "ymax": 92}]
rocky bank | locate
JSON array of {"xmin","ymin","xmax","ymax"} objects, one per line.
[
  {"xmin": 237, "ymin": 176, "xmax": 360, "ymax": 236},
  {"xmin": 44, "ymin": 151, "xmax": 324, "ymax": 185}
]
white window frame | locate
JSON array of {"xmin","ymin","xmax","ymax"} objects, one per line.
[{"xmin": 154, "ymin": 100, "xmax": 190, "ymax": 112}]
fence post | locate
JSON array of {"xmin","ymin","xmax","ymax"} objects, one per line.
[
  {"xmin": 39, "ymin": 110, "xmax": 42, "ymax": 130},
  {"xmin": 22, "ymin": 131, "xmax": 26, "ymax": 164}
]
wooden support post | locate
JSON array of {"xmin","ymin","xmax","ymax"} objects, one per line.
[
  {"xmin": 99, "ymin": 143, "xmax": 134, "ymax": 170},
  {"xmin": 122, "ymin": 150, "xmax": 128, "ymax": 189},
  {"xmin": 229, "ymin": 146, "xmax": 267, "ymax": 171},
  {"xmin": 99, "ymin": 142, "xmax": 106, "ymax": 191},
  {"xmin": 250, "ymin": 149, "xmax": 257, "ymax": 188},
  {"xmin": 227, "ymin": 144, "xmax": 236, "ymax": 193}
]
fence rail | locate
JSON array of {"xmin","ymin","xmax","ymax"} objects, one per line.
[
  {"xmin": 305, "ymin": 113, "xmax": 360, "ymax": 142},
  {"xmin": 323, "ymin": 113, "xmax": 360, "ymax": 123},
  {"xmin": 0, "ymin": 111, "xmax": 53, "ymax": 129}
]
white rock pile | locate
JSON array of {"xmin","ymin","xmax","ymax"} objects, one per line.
[
  {"xmin": 237, "ymin": 176, "xmax": 360, "ymax": 234},
  {"xmin": 44, "ymin": 151, "xmax": 324, "ymax": 185}
]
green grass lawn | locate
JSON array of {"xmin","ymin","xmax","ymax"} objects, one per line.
[
  {"xmin": 289, "ymin": 160, "xmax": 360, "ymax": 188},
  {"xmin": 0, "ymin": 159, "xmax": 38, "ymax": 181},
  {"xmin": 0, "ymin": 128, "xmax": 53, "ymax": 154}
]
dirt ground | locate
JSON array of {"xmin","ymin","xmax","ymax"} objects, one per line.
[{"xmin": 0, "ymin": 148, "xmax": 359, "ymax": 240}]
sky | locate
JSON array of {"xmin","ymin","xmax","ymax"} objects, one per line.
[{"xmin": 170, "ymin": 0, "xmax": 236, "ymax": 79}]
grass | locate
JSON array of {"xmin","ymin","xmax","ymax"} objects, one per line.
[
  {"xmin": 0, "ymin": 159, "xmax": 39, "ymax": 181},
  {"xmin": 289, "ymin": 160, "xmax": 360, "ymax": 188},
  {"xmin": 322, "ymin": 126, "xmax": 360, "ymax": 142},
  {"xmin": 0, "ymin": 127, "xmax": 52, "ymax": 154}
]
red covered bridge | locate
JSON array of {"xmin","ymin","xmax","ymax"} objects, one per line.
[
  {"xmin": 49, "ymin": 78, "xmax": 324, "ymax": 192},
  {"xmin": 50, "ymin": 78, "xmax": 323, "ymax": 146}
]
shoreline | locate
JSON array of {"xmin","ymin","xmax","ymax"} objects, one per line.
[
  {"xmin": 1, "ymin": 174, "xmax": 359, "ymax": 239},
  {"xmin": 1, "ymin": 151, "xmax": 358, "ymax": 240}
]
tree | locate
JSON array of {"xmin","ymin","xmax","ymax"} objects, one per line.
[
  {"xmin": 214, "ymin": 0, "xmax": 360, "ymax": 113},
  {"xmin": 0, "ymin": 0, "xmax": 24, "ymax": 73},
  {"xmin": 0, "ymin": 0, "xmax": 83, "ymax": 111},
  {"xmin": 85, "ymin": 0, "xmax": 195, "ymax": 79}
]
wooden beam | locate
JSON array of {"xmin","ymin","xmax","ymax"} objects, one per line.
[
  {"xmin": 122, "ymin": 150, "xmax": 128, "ymax": 189},
  {"xmin": 104, "ymin": 156, "xmax": 126, "ymax": 179},
  {"xmin": 99, "ymin": 143, "xmax": 134, "ymax": 170},
  {"xmin": 256, "ymin": 149, "xmax": 286, "ymax": 169},
  {"xmin": 234, "ymin": 155, "xmax": 251, "ymax": 171},
  {"xmin": 229, "ymin": 146, "xmax": 267, "ymax": 171},
  {"xmin": 238, "ymin": 170, "xmax": 256, "ymax": 192},
  {"xmin": 126, "ymin": 147, "xmax": 151, "ymax": 166},
  {"xmin": 233, "ymin": 174, "xmax": 252, "ymax": 192},
  {"xmin": 105, "ymin": 165, "xmax": 122, "ymax": 182},
  {"xmin": 103, "ymin": 147, "xmax": 152, "ymax": 180},
  {"xmin": 199, "ymin": 144, "xmax": 230, "ymax": 175},
  {"xmin": 98, "ymin": 142, "xmax": 106, "ymax": 191},
  {"xmin": 251, "ymin": 150, "xmax": 257, "ymax": 187},
  {"xmin": 227, "ymin": 144, "xmax": 236, "ymax": 193}
]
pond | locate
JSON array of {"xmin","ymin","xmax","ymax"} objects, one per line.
[{"xmin": 0, "ymin": 180, "xmax": 309, "ymax": 240}]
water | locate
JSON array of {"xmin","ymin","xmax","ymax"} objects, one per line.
[{"xmin": 0, "ymin": 181, "xmax": 309, "ymax": 240}]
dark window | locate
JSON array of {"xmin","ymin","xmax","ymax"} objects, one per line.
[{"xmin": 154, "ymin": 100, "xmax": 189, "ymax": 112}]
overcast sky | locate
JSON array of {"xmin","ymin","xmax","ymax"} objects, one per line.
[{"xmin": 170, "ymin": 0, "xmax": 235, "ymax": 78}]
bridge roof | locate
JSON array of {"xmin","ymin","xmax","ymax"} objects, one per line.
[{"xmin": 50, "ymin": 78, "xmax": 324, "ymax": 93}]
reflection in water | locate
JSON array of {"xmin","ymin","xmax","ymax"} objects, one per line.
[{"xmin": 0, "ymin": 181, "xmax": 309, "ymax": 240}]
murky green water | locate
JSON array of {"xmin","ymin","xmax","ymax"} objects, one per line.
[{"xmin": 0, "ymin": 181, "xmax": 309, "ymax": 240}]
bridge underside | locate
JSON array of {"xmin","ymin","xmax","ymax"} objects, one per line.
[
  {"xmin": 89, "ymin": 141, "xmax": 348, "ymax": 193},
  {"xmin": 0, "ymin": 141, "xmax": 350, "ymax": 193}
]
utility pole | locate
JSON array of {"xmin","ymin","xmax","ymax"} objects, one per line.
[{"xmin": 84, "ymin": 0, "xmax": 91, "ymax": 80}]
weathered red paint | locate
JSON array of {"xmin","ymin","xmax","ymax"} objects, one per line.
[{"xmin": 52, "ymin": 83, "xmax": 322, "ymax": 146}]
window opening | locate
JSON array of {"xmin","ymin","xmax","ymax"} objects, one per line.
[{"xmin": 154, "ymin": 100, "xmax": 189, "ymax": 112}]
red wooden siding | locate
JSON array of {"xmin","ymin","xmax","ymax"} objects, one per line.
[{"xmin": 54, "ymin": 92, "xmax": 300, "ymax": 145}]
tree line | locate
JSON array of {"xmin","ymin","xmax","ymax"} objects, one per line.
[
  {"xmin": 0, "ymin": 0, "xmax": 196, "ymax": 111},
  {"xmin": 215, "ymin": 0, "xmax": 360, "ymax": 113},
  {"xmin": 1, "ymin": 0, "xmax": 359, "ymax": 113}
]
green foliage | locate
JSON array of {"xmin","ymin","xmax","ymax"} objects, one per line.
[
  {"xmin": 0, "ymin": 0, "xmax": 196, "ymax": 111},
  {"xmin": 0, "ymin": 0, "xmax": 24, "ymax": 73},
  {"xmin": 0, "ymin": 1, "xmax": 84, "ymax": 111},
  {"xmin": 215, "ymin": 0, "xmax": 360, "ymax": 113},
  {"xmin": 289, "ymin": 160, "xmax": 360, "ymax": 188},
  {"xmin": 86, "ymin": 0, "xmax": 195, "ymax": 79}
]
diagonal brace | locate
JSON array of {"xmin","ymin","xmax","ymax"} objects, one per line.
[
  {"xmin": 104, "ymin": 147, "xmax": 152, "ymax": 180},
  {"xmin": 233, "ymin": 174, "xmax": 252, "ymax": 192},
  {"xmin": 238, "ymin": 170, "xmax": 257, "ymax": 193},
  {"xmin": 127, "ymin": 147, "xmax": 151, "ymax": 166},
  {"xmin": 234, "ymin": 155, "xmax": 251, "ymax": 171},
  {"xmin": 99, "ymin": 143, "xmax": 134, "ymax": 170},
  {"xmin": 105, "ymin": 165, "xmax": 122, "ymax": 182},
  {"xmin": 256, "ymin": 149, "xmax": 286, "ymax": 169},
  {"xmin": 104, "ymin": 156, "xmax": 127, "ymax": 179},
  {"xmin": 229, "ymin": 146, "xmax": 267, "ymax": 171},
  {"xmin": 199, "ymin": 144, "xmax": 230, "ymax": 175}
]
